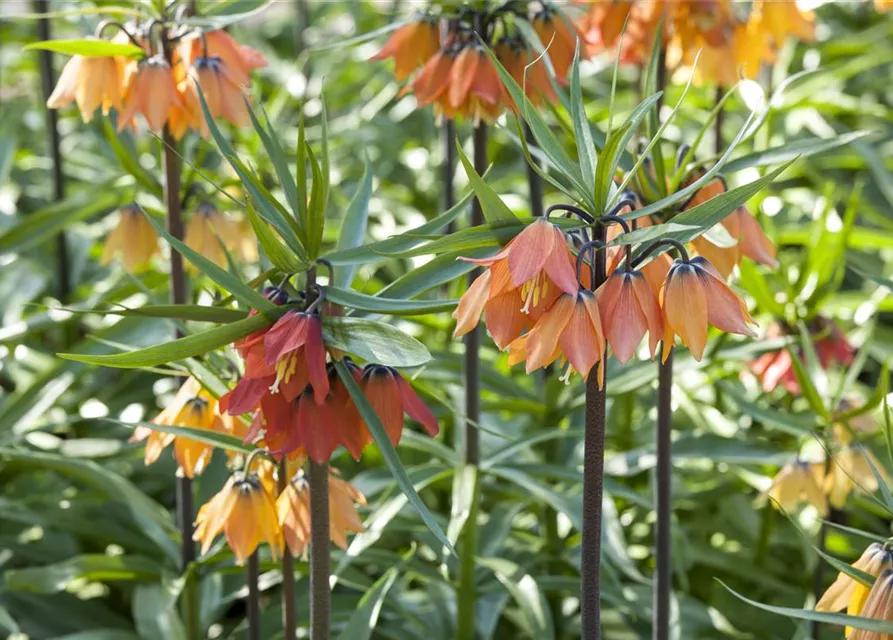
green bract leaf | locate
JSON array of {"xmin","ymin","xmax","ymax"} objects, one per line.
[
  {"xmin": 58, "ymin": 313, "xmax": 275, "ymax": 368},
  {"xmin": 0, "ymin": 190, "xmax": 121, "ymax": 255},
  {"xmin": 113, "ymin": 421, "xmax": 252, "ymax": 455},
  {"xmin": 245, "ymin": 205, "xmax": 308, "ymax": 274},
  {"xmin": 720, "ymin": 580, "xmax": 893, "ymax": 633},
  {"xmin": 334, "ymin": 361, "xmax": 452, "ymax": 552},
  {"xmin": 26, "ymin": 39, "xmax": 145, "ymax": 59},
  {"xmin": 142, "ymin": 211, "xmax": 276, "ymax": 313},
  {"xmin": 323, "ymin": 317, "xmax": 430, "ymax": 367},
  {"xmin": 569, "ymin": 46, "xmax": 597, "ymax": 197},
  {"xmin": 335, "ymin": 159, "xmax": 373, "ymax": 287},
  {"xmin": 456, "ymin": 145, "xmax": 517, "ymax": 223},
  {"xmin": 722, "ymin": 131, "xmax": 873, "ymax": 174},
  {"xmin": 615, "ymin": 160, "xmax": 795, "ymax": 251},
  {"xmin": 326, "ymin": 287, "xmax": 458, "ymax": 315}
]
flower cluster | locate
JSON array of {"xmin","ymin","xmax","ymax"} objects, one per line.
[
  {"xmin": 371, "ymin": 5, "xmax": 588, "ymax": 122},
  {"xmin": 759, "ymin": 426, "xmax": 887, "ymax": 516},
  {"xmin": 454, "ymin": 173, "xmax": 771, "ymax": 382},
  {"xmin": 194, "ymin": 457, "xmax": 366, "ymax": 564},
  {"xmin": 48, "ymin": 26, "xmax": 265, "ymax": 136},
  {"xmin": 579, "ymin": 0, "xmax": 815, "ymax": 85},
  {"xmin": 816, "ymin": 542, "xmax": 893, "ymax": 635},
  {"xmin": 219, "ymin": 285, "xmax": 438, "ymax": 463}
]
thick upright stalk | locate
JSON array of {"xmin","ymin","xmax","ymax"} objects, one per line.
[
  {"xmin": 653, "ymin": 351, "xmax": 673, "ymax": 640},
  {"xmin": 444, "ymin": 119, "xmax": 456, "ymax": 214},
  {"xmin": 279, "ymin": 461, "xmax": 296, "ymax": 638},
  {"xmin": 524, "ymin": 124, "xmax": 543, "ymax": 218},
  {"xmin": 33, "ymin": 0, "xmax": 69, "ymax": 301},
  {"xmin": 309, "ymin": 461, "xmax": 331, "ymax": 640},
  {"xmin": 714, "ymin": 86, "xmax": 725, "ymax": 156},
  {"xmin": 457, "ymin": 122, "xmax": 487, "ymax": 640},
  {"xmin": 161, "ymin": 31, "xmax": 197, "ymax": 640},
  {"xmin": 247, "ymin": 552, "xmax": 261, "ymax": 640},
  {"xmin": 581, "ymin": 224, "xmax": 608, "ymax": 640}
]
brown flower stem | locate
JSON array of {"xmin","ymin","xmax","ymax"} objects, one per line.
[
  {"xmin": 160, "ymin": 29, "xmax": 198, "ymax": 640},
  {"xmin": 581, "ymin": 223, "xmax": 608, "ymax": 640},
  {"xmin": 279, "ymin": 460, "xmax": 296, "ymax": 638},
  {"xmin": 444, "ymin": 119, "xmax": 456, "ymax": 217},
  {"xmin": 524, "ymin": 123, "xmax": 543, "ymax": 218},
  {"xmin": 714, "ymin": 85, "xmax": 725, "ymax": 156},
  {"xmin": 33, "ymin": 0, "xmax": 69, "ymax": 302},
  {"xmin": 653, "ymin": 350, "xmax": 673, "ymax": 640},
  {"xmin": 309, "ymin": 460, "xmax": 331, "ymax": 640},
  {"xmin": 247, "ymin": 552, "xmax": 261, "ymax": 640},
  {"xmin": 457, "ymin": 120, "xmax": 487, "ymax": 640}
]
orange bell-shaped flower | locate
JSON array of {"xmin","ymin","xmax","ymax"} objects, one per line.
[
  {"xmin": 660, "ymin": 255, "xmax": 757, "ymax": 361},
  {"xmin": 371, "ymin": 20, "xmax": 441, "ymax": 82},
  {"xmin": 597, "ymin": 269, "xmax": 662, "ymax": 364}
]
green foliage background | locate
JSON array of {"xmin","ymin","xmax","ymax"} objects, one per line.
[{"xmin": 1, "ymin": 1, "xmax": 893, "ymax": 639}]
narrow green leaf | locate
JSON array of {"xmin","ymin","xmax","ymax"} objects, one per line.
[
  {"xmin": 722, "ymin": 131, "xmax": 872, "ymax": 174},
  {"xmin": 787, "ymin": 350, "xmax": 830, "ymax": 421},
  {"xmin": 102, "ymin": 120, "xmax": 162, "ymax": 195},
  {"xmin": 569, "ymin": 46, "xmax": 596, "ymax": 196},
  {"xmin": 323, "ymin": 317, "xmax": 431, "ymax": 367},
  {"xmin": 306, "ymin": 143, "xmax": 326, "ymax": 258},
  {"xmin": 246, "ymin": 102, "xmax": 300, "ymax": 221},
  {"xmin": 334, "ymin": 361, "xmax": 453, "ymax": 553},
  {"xmin": 324, "ymin": 188, "xmax": 474, "ymax": 265},
  {"xmin": 326, "ymin": 286, "xmax": 458, "ymax": 315},
  {"xmin": 616, "ymin": 160, "xmax": 796, "ymax": 251},
  {"xmin": 456, "ymin": 146, "xmax": 518, "ymax": 223},
  {"xmin": 477, "ymin": 558, "xmax": 553, "ymax": 640},
  {"xmin": 58, "ymin": 312, "xmax": 275, "ymax": 368},
  {"xmin": 335, "ymin": 566, "xmax": 401, "ymax": 640},
  {"xmin": 26, "ymin": 38, "xmax": 145, "ymax": 59},
  {"xmin": 113, "ymin": 421, "xmax": 252, "ymax": 455},
  {"xmin": 719, "ymin": 580, "xmax": 893, "ymax": 633},
  {"xmin": 0, "ymin": 190, "xmax": 121, "ymax": 255},
  {"xmin": 102, "ymin": 304, "xmax": 247, "ymax": 323},
  {"xmin": 4, "ymin": 555, "xmax": 161, "ymax": 594},
  {"xmin": 335, "ymin": 159, "xmax": 373, "ymax": 287},
  {"xmin": 862, "ymin": 451, "xmax": 893, "ymax": 517},
  {"xmin": 245, "ymin": 205, "xmax": 308, "ymax": 274},
  {"xmin": 142, "ymin": 211, "xmax": 276, "ymax": 313}
]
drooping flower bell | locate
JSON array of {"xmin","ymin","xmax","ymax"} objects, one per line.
[
  {"xmin": 184, "ymin": 201, "xmax": 232, "ymax": 268},
  {"xmin": 532, "ymin": 8, "xmax": 588, "ymax": 85},
  {"xmin": 361, "ymin": 365, "xmax": 438, "ymax": 447},
  {"xmin": 512, "ymin": 288, "xmax": 607, "ymax": 386},
  {"xmin": 117, "ymin": 55, "xmax": 180, "ymax": 132},
  {"xmin": 371, "ymin": 19, "xmax": 441, "ymax": 82},
  {"xmin": 597, "ymin": 267, "xmax": 662, "ymax": 364},
  {"xmin": 424, "ymin": 44, "xmax": 501, "ymax": 123},
  {"xmin": 494, "ymin": 37, "xmax": 558, "ymax": 108},
  {"xmin": 276, "ymin": 470, "xmax": 366, "ymax": 556},
  {"xmin": 130, "ymin": 376, "xmax": 231, "ymax": 478},
  {"xmin": 264, "ymin": 309, "xmax": 329, "ymax": 404},
  {"xmin": 757, "ymin": 460, "xmax": 828, "ymax": 516},
  {"xmin": 848, "ymin": 568, "xmax": 893, "ymax": 639},
  {"xmin": 101, "ymin": 203, "xmax": 159, "ymax": 273},
  {"xmin": 185, "ymin": 29, "xmax": 267, "ymax": 89},
  {"xmin": 660, "ymin": 254, "xmax": 757, "ymax": 361},
  {"xmin": 817, "ymin": 542, "xmax": 893, "ymax": 624},
  {"xmin": 684, "ymin": 175, "xmax": 778, "ymax": 278},
  {"xmin": 47, "ymin": 53, "xmax": 125, "ymax": 122},
  {"xmin": 181, "ymin": 56, "xmax": 249, "ymax": 136},
  {"xmin": 454, "ymin": 218, "xmax": 579, "ymax": 349},
  {"xmin": 194, "ymin": 471, "xmax": 282, "ymax": 564},
  {"xmin": 825, "ymin": 426, "xmax": 889, "ymax": 510}
]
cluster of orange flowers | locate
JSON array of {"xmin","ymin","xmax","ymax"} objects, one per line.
[
  {"xmin": 218, "ymin": 286, "xmax": 438, "ymax": 463},
  {"xmin": 131, "ymin": 377, "xmax": 368, "ymax": 563},
  {"xmin": 48, "ymin": 28, "xmax": 265, "ymax": 137},
  {"xmin": 101, "ymin": 201, "xmax": 255, "ymax": 273},
  {"xmin": 817, "ymin": 540, "xmax": 893, "ymax": 635},
  {"xmin": 371, "ymin": 7, "xmax": 587, "ymax": 121},
  {"xmin": 453, "ymin": 174, "xmax": 778, "ymax": 383},
  {"xmin": 579, "ymin": 0, "xmax": 815, "ymax": 85}
]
